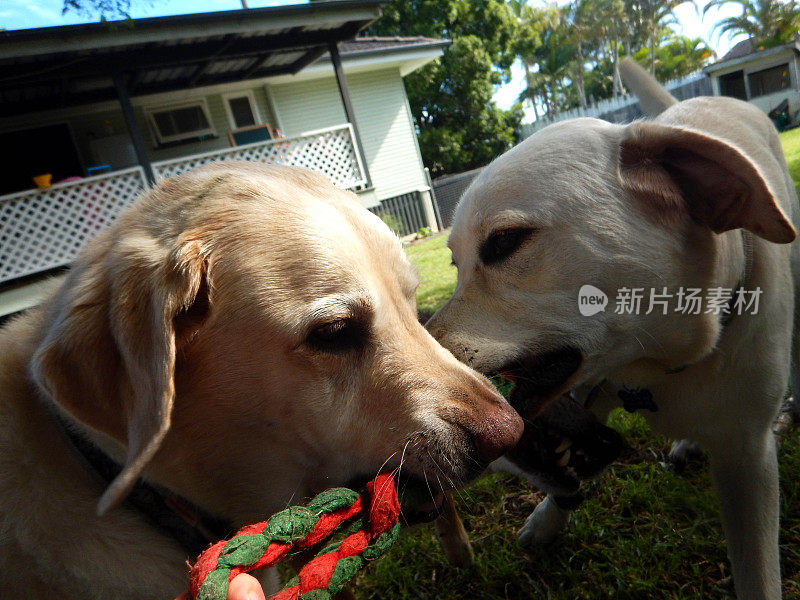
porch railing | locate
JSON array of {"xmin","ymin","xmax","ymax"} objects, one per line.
[
  {"xmin": 152, "ymin": 124, "xmax": 367, "ymax": 189},
  {"xmin": 368, "ymin": 191, "xmax": 429, "ymax": 237},
  {"xmin": 0, "ymin": 125, "xmax": 367, "ymax": 287},
  {"xmin": 0, "ymin": 166, "xmax": 148, "ymax": 285}
]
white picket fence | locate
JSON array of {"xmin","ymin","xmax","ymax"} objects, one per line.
[
  {"xmin": 0, "ymin": 124, "xmax": 367, "ymax": 286},
  {"xmin": 520, "ymin": 71, "xmax": 710, "ymax": 138}
]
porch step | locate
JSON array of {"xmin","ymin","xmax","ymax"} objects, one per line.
[{"xmin": 0, "ymin": 275, "xmax": 62, "ymax": 319}]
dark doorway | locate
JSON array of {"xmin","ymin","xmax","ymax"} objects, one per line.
[
  {"xmin": 719, "ymin": 70, "xmax": 747, "ymax": 101},
  {"xmin": 0, "ymin": 123, "xmax": 84, "ymax": 196}
]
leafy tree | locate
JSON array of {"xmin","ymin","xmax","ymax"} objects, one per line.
[
  {"xmin": 632, "ymin": 34, "xmax": 715, "ymax": 79},
  {"xmin": 367, "ymin": 0, "xmax": 525, "ymax": 176},
  {"xmin": 624, "ymin": 0, "xmax": 695, "ymax": 73},
  {"xmin": 517, "ymin": 0, "xmax": 714, "ymax": 117},
  {"xmin": 409, "ymin": 36, "xmax": 523, "ymax": 174},
  {"xmin": 511, "ymin": 0, "xmax": 557, "ymax": 119},
  {"xmin": 564, "ymin": 0, "xmax": 595, "ymax": 107},
  {"xmin": 705, "ymin": 0, "xmax": 800, "ymax": 47},
  {"xmin": 527, "ymin": 11, "xmax": 575, "ymax": 116}
]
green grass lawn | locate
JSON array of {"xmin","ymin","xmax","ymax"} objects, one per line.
[
  {"xmin": 404, "ymin": 232, "xmax": 458, "ymax": 315},
  {"xmin": 354, "ymin": 130, "xmax": 800, "ymax": 599},
  {"xmin": 783, "ymin": 127, "xmax": 800, "ymax": 197}
]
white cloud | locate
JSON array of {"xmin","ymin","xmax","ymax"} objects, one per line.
[
  {"xmin": 1, "ymin": 0, "xmax": 86, "ymax": 29},
  {"xmin": 25, "ymin": 2, "xmax": 62, "ymax": 21}
]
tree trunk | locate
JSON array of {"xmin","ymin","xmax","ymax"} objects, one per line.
[
  {"xmin": 539, "ymin": 79, "xmax": 551, "ymax": 117},
  {"xmin": 549, "ymin": 80, "xmax": 559, "ymax": 117},
  {"xmin": 650, "ymin": 26, "xmax": 657, "ymax": 75},
  {"xmin": 574, "ymin": 39, "xmax": 588, "ymax": 109},
  {"xmin": 612, "ymin": 39, "xmax": 624, "ymax": 96},
  {"xmin": 524, "ymin": 62, "xmax": 540, "ymax": 121}
]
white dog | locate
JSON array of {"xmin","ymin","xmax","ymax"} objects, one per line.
[{"xmin": 427, "ymin": 59, "xmax": 799, "ymax": 599}]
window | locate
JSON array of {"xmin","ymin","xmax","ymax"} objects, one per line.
[
  {"xmin": 223, "ymin": 91, "xmax": 261, "ymax": 129},
  {"xmin": 146, "ymin": 101, "xmax": 215, "ymax": 144},
  {"xmin": 719, "ymin": 70, "xmax": 747, "ymax": 100},
  {"xmin": 748, "ymin": 64, "xmax": 790, "ymax": 98}
]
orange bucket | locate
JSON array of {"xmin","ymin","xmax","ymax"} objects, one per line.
[{"xmin": 33, "ymin": 173, "xmax": 53, "ymax": 189}]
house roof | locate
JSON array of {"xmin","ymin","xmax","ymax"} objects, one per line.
[
  {"xmin": 720, "ymin": 38, "xmax": 757, "ymax": 62},
  {"xmin": 0, "ymin": 1, "xmax": 386, "ymax": 116},
  {"xmin": 704, "ymin": 38, "xmax": 800, "ymax": 73}
]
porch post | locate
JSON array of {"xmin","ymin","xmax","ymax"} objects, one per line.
[
  {"xmin": 328, "ymin": 41, "xmax": 372, "ymax": 188},
  {"xmin": 113, "ymin": 73, "xmax": 155, "ymax": 185}
]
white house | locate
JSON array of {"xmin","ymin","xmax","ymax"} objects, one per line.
[
  {"xmin": 704, "ymin": 39, "xmax": 800, "ymax": 126},
  {"xmin": 0, "ymin": 2, "xmax": 448, "ymax": 316}
]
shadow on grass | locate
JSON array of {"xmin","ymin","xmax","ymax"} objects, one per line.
[
  {"xmin": 397, "ymin": 169, "xmax": 800, "ymax": 599},
  {"xmin": 357, "ymin": 415, "xmax": 800, "ymax": 599}
]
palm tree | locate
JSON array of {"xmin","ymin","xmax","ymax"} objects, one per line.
[
  {"xmin": 632, "ymin": 34, "xmax": 715, "ymax": 78},
  {"xmin": 509, "ymin": 0, "xmax": 538, "ymax": 111},
  {"xmin": 633, "ymin": 0, "xmax": 695, "ymax": 73},
  {"xmin": 595, "ymin": 0, "xmax": 630, "ymax": 96},
  {"xmin": 514, "ymin": 2, "xmax": 568, "ymax": 117},
  {"xmin": 705, "ymin": 0, "xmax": 800, "ymax": 47},
  {"xmin": 565, "ymin": 0, "xmax": 600, "ymax": 107}
]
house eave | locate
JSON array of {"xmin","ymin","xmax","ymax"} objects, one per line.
[
  {"xmin": 0, "ymin": 44, "xmax": 446, "ymax": 126},
  {"xmin": 268, "ymin": 44, "xmax": 449, "ymax": 84},
  {"xmin": 704, "ymin": 41, "xmax": 800, "ymax": 74},
  {"xmin": 320, "ymin": 40, "xmax": 451, "ymax": 62},
  {"xmin": 0, "ymin": 1, "xmax": 389, "ymax": 117},
  {"xmin": 0, "ymin": 2, "xmax": 385, "ymax": 58}
]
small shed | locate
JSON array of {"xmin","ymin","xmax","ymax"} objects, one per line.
[{"xmin": 704, "ymin": 39, "xmax": 800, "ymax": 127}]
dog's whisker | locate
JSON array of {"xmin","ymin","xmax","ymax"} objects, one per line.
[
  {"xmin": 423, "ymin": 469, "xmax": 437, "ymax": 505},
  {"xmin": 374, "ymin": 450, "xmax": 400, "ymax": 480},
  {"xmin": 426, "ymin": 449, "xmax": 458, "ymax": 491},
  {"xmin": 632, "ymin": 325, "xmax": 667, "ymax": 352},
  {"xmin": 632, "ymin": 334, "xmax": 646, "ymax": 351}
]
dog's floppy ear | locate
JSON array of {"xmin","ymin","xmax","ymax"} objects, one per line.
[
  {"xmin": 31, "ymin": 228, "xmax": 211, "ymax": 515},
  {"xmin": 619, "ymin": 122, "xmax": 796, "ymax": 243}
]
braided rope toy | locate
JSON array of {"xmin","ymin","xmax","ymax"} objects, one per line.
[{"xmin": 188, "ymin": 473, "xmax": 401, "ymax": 600}]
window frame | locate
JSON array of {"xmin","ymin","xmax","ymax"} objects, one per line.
[
  {"xmin": 222, "ymin": 90, "xmax": 262, "ymax": 130},
  {"xmin": 145, "ymin": 99, "xmax": 216, "ymax": 145},
  {"xmin": 747, "ymin": 63, "xmax": 791, "ymax": 98}
]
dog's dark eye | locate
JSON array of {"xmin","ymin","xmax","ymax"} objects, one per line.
[
  {"xmin": 479, "ymin": 228, "xmax": 535, "ymax": 265},
  {"xmin": 307, "ymin": 318, "xmax": 365, "ymax": 352}
]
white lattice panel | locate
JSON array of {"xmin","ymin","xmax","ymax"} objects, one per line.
[
  {"xmin": 153, "ymin": 124, "xmax": 366, "ymax": 189},
  {"xmin": 0, "ymin": 167, "xmax": 147, "ymax": 285}
]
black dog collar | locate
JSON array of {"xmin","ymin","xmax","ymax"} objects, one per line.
[{"xmin": 47, "ymin": 404, "xmax": 232, "ymax": 559}]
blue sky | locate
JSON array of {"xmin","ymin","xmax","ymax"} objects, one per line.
[
  {"xmin": 2, "ymin": 0, "xmax": 745, "ymax": 118},
  {"xmin": 0, "ymin": 0, "xmax": 303, "ymax": 28}
]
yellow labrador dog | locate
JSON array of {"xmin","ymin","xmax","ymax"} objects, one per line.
[
  {"xmin": 427, "ymin": 59, "xmax": 799, "ymax": 600},
  {"xmin": 0, "ymin": 162, "xmax": 522, "ymax": 599}
]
